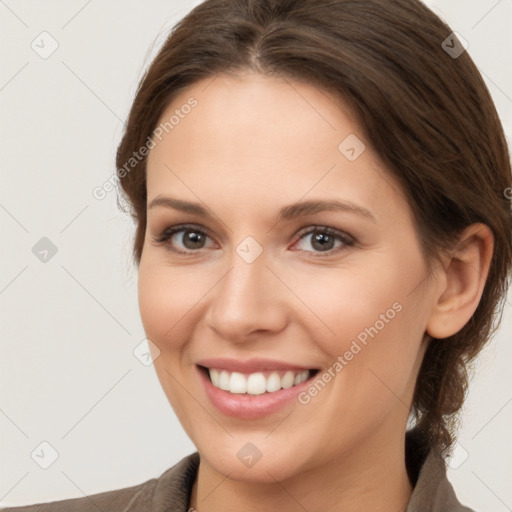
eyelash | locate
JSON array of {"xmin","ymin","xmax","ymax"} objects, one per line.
[{"xmin": 152, "ymin": 223, "xmax": 355, "ymax": 258}]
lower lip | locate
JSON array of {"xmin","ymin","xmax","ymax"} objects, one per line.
[{"xmin": 197, "ymin": 365, "xmax": 316, "ymax": 419}]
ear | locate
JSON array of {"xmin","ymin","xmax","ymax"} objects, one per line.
[{"xmin": 426, "ymin": 223, "xmax": 494, "ymax": 339}]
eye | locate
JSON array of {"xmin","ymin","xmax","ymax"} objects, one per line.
[
  {"xmin": 152, "ymin": 224, "xmax": 355, "ymax": 257},
  {"xmin": 152, "ymin": 224, "xmax": 216, "ymax": 255},
  {"xmin": 291, "ymin": 226, "xmax": 355, "ymax": 256}
]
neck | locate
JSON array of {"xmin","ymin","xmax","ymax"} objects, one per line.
[{"xmin": 189, "ymin": 428, "xmax": 413, "ymax": 512}]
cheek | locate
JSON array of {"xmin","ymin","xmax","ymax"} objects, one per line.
[
  {"xmin": 138, "ymin": 259, "xmax": 204, "ymax": 432},
  {"xmin": 290, "ymin": 281, "xmax": 422, "ymax": 446},
  {"xmin": 137, "ymin": 258, "xmax": 205, "ymax": 347},
  {"xmin": 286, "ymin": 251, "xmax": 427, "ymax": 402},
  {"xmin": 286, "ymin": 255, "xmax": 421, "ymax": 350}
]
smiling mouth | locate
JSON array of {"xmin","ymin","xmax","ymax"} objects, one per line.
[{"xmin": 198, "ymin": 365, "xmax": 320, "ymax": 395}]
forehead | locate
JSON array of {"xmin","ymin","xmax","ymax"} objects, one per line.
[
  {"xmin": 145, "ymin": 72, "xmax": 408, "ymax": 225},
  {"xmin": 151, "ymin": 71, "xmax": 361, "ymax": 162}
]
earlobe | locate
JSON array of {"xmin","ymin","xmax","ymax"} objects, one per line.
[{"xmin": 426, "ymin": 223, "xmax": 494, "ymax": 339}]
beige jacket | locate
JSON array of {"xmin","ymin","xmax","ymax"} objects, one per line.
[{"xmin": 1, "ymin": 429, "xmax": 475, "ymax": 511}]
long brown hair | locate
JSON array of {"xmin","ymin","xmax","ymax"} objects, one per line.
[{"xmin": 116, "ymin": 0, "xmax": 512, "ymax": 455}]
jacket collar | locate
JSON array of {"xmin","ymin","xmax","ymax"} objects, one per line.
[
  {"xmin": 152, "ymin": 429, "xmax": 473, "ymax": 511},
  {"xmin": 405, "ymin": 428, "xmax": 474, "ymax": 511}
]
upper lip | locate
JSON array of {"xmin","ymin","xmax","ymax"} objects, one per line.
[{"xmin": 197, "ymin": 358, "xmax": 315, "ymax": 373}]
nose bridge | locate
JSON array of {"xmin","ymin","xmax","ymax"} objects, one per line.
[{"xmin": 205, "ymin": 242, "xmax": 287, "ymax": 340}]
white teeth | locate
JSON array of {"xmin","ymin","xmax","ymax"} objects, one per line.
[
  {"xmin": 219, "ymin": 370, "xmax": 230, "ymax": 391},
  {"xmin": 266, "ymin": 372, "xmax": 281, "ymax": 393},
  {"xmin": 281, "ymin": 371, "xmax": 295, "ymax": 389},
  {"xmin": 229, "ymin": 372, "xmax": 247, "ymax": 393},
  {"xmin": 247, "ymin": 373, "xmax": 267, "ymax": 395},
  {"xmin": 207, "ymin": 368, "xmax": 310, "ymax": 394},
  {"xmin": 209, "ymin": 368, "xmax": 220, "ymax": 388}
]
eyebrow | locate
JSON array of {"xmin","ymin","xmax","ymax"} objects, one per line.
[{"xmin": 147, "ymin": 195, "xmax": 376, "ymax": 222}]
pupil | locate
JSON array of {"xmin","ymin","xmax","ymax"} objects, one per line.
[
  {"xmin": 313, "ymin": 232, "xmax": 333, "ymax": 251},
  {"xmin": 184, "ymin": 230, "xmax": 204, "ymax": 249}
]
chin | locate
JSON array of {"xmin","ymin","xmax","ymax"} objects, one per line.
[{"xmin": 194, "ymin": 435, "xmax": 316, "ymax": 483}]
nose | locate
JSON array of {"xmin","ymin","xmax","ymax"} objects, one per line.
[{"xmin": 204, "ymin": 249, "xmax": 289, "ymax": 343}]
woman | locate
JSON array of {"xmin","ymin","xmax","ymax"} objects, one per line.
[{"xmin": 4, "ymin": 0, "xmax": 510, "ymax": 510}]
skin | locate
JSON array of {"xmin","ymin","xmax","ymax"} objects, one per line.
[{"xmin": 138, "ymin": 71, "xmax": 494, "ymax": 512}]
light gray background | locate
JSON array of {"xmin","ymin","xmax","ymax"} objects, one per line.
[{"xmin": 1, "ymin": 0, "xmax": 511, "ymax": 509}]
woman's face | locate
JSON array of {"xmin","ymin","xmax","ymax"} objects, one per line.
[{"xmin": 138, "ymin": 72, "xmax": 440, "ymax": 482}]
